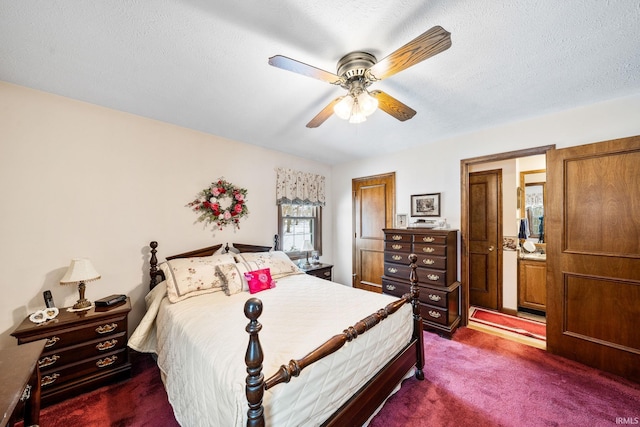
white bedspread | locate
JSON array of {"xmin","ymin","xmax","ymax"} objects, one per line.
[{"xmin": 129, "ymin": 273, "xmax": 413, "ymax": 427}]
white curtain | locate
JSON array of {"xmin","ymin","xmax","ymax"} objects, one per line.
[{"xmin": 275, "ymin": 168, "xmax": 326, "ymax": 206}]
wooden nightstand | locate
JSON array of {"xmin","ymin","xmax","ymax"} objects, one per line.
[
  {"xmin": 11, "ymin": 298, "xmax": 132, "ymax": 406},
  {"xmin": 302, "ymin": 263, "xmax": 333, "ymax": 281}
]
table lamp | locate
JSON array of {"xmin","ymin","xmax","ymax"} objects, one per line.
[
  {"xmin": 302, "ymin": 240, "xmax": 314, "ymax": 269},
  {"xmin": 60, "ymin": 258, "xmax": 101, "ymax": 310}
]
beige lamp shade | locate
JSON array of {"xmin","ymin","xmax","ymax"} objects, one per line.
[{"xmin": 60, "ymin": 258, "xmax": 100, "ymax": 310}]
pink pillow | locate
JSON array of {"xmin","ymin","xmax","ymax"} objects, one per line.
[{"xmin": 244, "ymin": 268, "xmax": 276, "ymax": 294}]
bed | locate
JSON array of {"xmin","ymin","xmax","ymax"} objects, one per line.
[{"xmin": 129, "ymin": 239, "xmax": 424, "ymax": 426}]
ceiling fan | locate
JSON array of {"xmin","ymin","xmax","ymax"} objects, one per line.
[{"xmin": 268, "ymin": 26, "xmax": 451, "ymax": 128}]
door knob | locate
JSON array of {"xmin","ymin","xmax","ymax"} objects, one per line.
[{"xmin": 488, "ymin": 245, "xmax": 495, "ymax": 252}]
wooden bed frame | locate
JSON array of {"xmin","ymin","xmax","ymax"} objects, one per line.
[{"xmin": 148, "ymin": 239, "xmax": 424, "ymax": 427}]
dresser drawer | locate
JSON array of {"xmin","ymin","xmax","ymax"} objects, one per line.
[
  {"xmin": 41, "ymin": 348, "xmax": 128, "ymax": 391},
  {"xmin": 413, "ymin": 234, "xmax": 448, "ymax": 245},
  {"xmin": 383, "ymin": 263, "xmax": 412, "ymax": 281},
  {"xmin": 385, "ymin": 232, "xmax": 412, "ymax": 243},
  {"xmin": 415, "ymin": 254, "xmax": 446, "ymax": 270},
  {"xmin": 384, "ymin": 252, "xmax": 411, "ymax": 265},
  {"xmin": 382, "ymin": 278, "xmax": 446, "ymax": 308},
  {"xmin": 39, "ymin": 331, "xmax": 127, "ymax": 370},
  {"xmin": 384, "ymin": 241, "xmax": 412, "ymax": 253},
  {"xmin": 413, "ymin": 243, "xmax": 446, "ymax": 257},
  {"xmin": 421, "ymin": 287, "xmax": 449, "ymax": 308},
  {"xmin": 417, "ymin": 267, "xmax": 447, "ymax": 286},
  {"xmin": 420, "ymin": 304, "xmax": 448, "ymax": 326}
]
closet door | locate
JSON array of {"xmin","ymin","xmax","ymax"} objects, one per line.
[{"xmin": 546, "ymin": 135, "xmax": 640, "ymax": 381}]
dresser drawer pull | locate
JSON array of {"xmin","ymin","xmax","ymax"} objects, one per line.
[
  {"xmin": 42, "ymin": 373, "xmax": 60, "ymax": 386},
  {"xmin": 422, "ymin": 236, "xmax": 436, "ymax": 242},
  {"xmin": 427, "ymin": 274, "xmax": 440, "ymax": 281},
  {"xmin": 428, "ymin": 294, "xmax": 442, "ymax": 302},
  {"xmin": 96, "ymin": 323, "xmax": 118, "ymax": 334},
  {"xmin": 97, "ymin": 356, "xmax": 118, "ymax": 368},
  {"xmin": 422, "ymin": 247, "xmax": 435, "ymax": 253},
  {"xmin": 97, "ymin": 339, "xmax": 118, "ymax": 351},
  {"xmin": 20, "ymin": 384, "xmax": 32, "ymax": 402},
  {"xmin": 45, "ymin": 336, "xmax": 60, "ymax": 348},
  {"xmin": 39, "ymin": 355, "xmax": 60, "ymax": 368},
  {"xmin": 385, "ymin": 284, "xmax": 396, "ymax": 291},
  {"xmin": 428, "ymin": 310, "xmax": 442, "ymax": 319},
  {"xmin": 392, "ymin": 235, "xmax": 403, "ymax": 241},
  {"xmin": 391, "ymin": 244, "xmax": 403, "ymax": 250},
  {"xmin": 387, "ymin": 267, "xmax": 398, "ymax": 274},
  {"xmin": 392, "ymin": 255, "xmax": 403, "ymax": 261},
  {"xmin": 422, "ymin": 258, "xmax": 435, "ymax": 265}
]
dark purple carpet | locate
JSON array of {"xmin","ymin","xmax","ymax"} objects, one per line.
[{"xmin": 33, "ymin": 328, "xmax": 640, "ymax": 426}]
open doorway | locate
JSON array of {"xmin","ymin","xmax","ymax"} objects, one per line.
[{"xmin": 460, "ymin": 146, "xmax": 554, "ymax": 346}]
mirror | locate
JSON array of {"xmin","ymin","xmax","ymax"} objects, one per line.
[{"xmin": 520, "ymin": 169, "xmax": 546, "ymax": 242}]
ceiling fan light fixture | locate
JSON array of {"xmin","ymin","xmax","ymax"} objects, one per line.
[
  {"xmin": 334, "ymin": 96, "xmax": 353, "ymax": 120},
  {"xmin": 357, "ymin": 90, "xmax": 378, "ymax": 117}
]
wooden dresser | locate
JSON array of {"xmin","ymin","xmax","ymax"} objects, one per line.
[
  {"xmin": 11, "ymin": 299, "xmax": 132, "ymax": 406},
  {"xmin": 382, "ymin": 228, "xmax": 460, "ymax": 336}
]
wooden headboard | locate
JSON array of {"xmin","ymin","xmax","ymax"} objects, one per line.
[{"xmin": 149, "ymin": 235, "xmax": 279, "ymax": 289}]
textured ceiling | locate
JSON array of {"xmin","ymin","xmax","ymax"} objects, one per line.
[{"xmin": 1, "ymin": 1, "xmax": 639, "ymax": 165}]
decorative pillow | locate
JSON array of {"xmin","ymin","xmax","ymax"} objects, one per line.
[
  {"xmin": 160, "ymin": 254, "xmax": 235, "ymax": 303},
  {"xmin": 244, "ymin": 268, "xmax": 276, "ymax": 294},
  {"xmin": 216, "ymin": 263, "xmax": 246, "ymax": 295},
  {"xmin": 234, "ymin": 251, "xmax": 303, "ymax": 279}
]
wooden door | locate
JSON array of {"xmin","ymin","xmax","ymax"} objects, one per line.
[
  {"xmin": 352, "ymin": 173, "xmax": 395, "ymax": 293},
  {"xmin": 468, "ymin": 170, "xmax": 501, "ymax": 310},
  {"xmin": 546, "ymin": 135, "xmax": 640, "ymax": 381}
]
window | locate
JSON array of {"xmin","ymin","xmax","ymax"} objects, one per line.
[{"xmin": 278, "ymin": 204, "xmax": 322, "ymax": 260}]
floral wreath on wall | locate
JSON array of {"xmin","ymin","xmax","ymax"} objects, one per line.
[{"xmin": 187, "ymin": 178, "xmax": 248, "ymax": 230}]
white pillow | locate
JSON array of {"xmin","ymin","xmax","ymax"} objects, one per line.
[
  {"xmin": 161, "ymin": 253, "xmax": 236, "ymax": 303},
  {"xmin": 234, "ymin": 251, "xmax": 303, "ymax": 279}
]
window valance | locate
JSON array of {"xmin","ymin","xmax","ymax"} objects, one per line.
[{"xmin": 276, "ymin": 168, "xmax": 326, "ymax": 207}]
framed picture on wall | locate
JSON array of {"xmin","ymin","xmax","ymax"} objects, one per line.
[{"xmin": 411, "ymin": 193, "xmax": 441, "ymax": 217}]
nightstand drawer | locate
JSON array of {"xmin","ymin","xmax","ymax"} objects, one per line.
[
  {"xmin": 38, "ymin": 331, "xmax": 127, "ymax": 369},
  {"xmin": 303, "ymin": 264, "xmax": 333, "ymax": 281},
  {"xmin": 35, "ymin": 316, "xmax": 127, "ymax": 351},
  {"xmin": 41, "ymin": 348, "xmax": 128, "ymax": 391}
]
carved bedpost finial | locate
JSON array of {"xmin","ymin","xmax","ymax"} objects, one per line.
[
  {"xmin": 224, "ymin": 242, "xmax": 230, "ymax": 253},
  {"xmin": 274, "ymin": 234, "xmax": 279, "ymax": 251},
  {"xmin": 245, "ymin": 298, "xmax": 265, "ymax": 427},
  {"xmin": 409, "ymin": 253, "xmax": 425, "ymax": 380},
  {"xmin": 150, "ymin": 241, "xmax": 159, "ymax": 289}
]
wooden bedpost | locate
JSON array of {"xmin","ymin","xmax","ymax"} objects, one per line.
[
  {"xmin": 150, "ymin": 241, "xmax": 159, "ymax": 289},
  {"xmin": 409, "ymin": 253, "xmax": 425, "ymax": 380},
  {"xmin": 245, "ymin": 298, "xmax": 265, "ymax": 427},
  {"xmin": 274, "ymin": 234, "xmax": 279, "ymax": 250}
]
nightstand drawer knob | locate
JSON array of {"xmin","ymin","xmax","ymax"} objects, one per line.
[
  {"xmin": 387, "ymin": 267, "xmax": 398, "ymax": 274},
  {"xmin": 428, "ymin": 310, "xmax": 442, "ymax": 319},
  {"xmin": 97, "ymin": 355, "xmax": 118, "ymax": 368},
  {"xmin": 427, "ymin": 274, "xmax": 440, "ymax": 281},
  {"xmin": 422, "ymin": 247, "xmax": 435, "ymax": 253},
  {"xmin": 39, "ymin": 355, "xmax": 60, "ymax": 368},
  {"xmin": 45, "ymin": 336, "xmax": 60, "ymax": 348},
  {"xmin": 428, "ymin": 294, "xmax": 442, "ymax": 302},
  {"xmin": 392, "ymin": 235, "xmax": 403, "ymax": 240},
  {"xmin": 422, "ymin": 258, "xmax": 435, "ymax": 265},
  {"xmin": 97, "ymin": 339, "xmax": 118, "ymax": 351},
  {"xmin": 422, "ymin": 236, "xmax": 435, "ymax": 242},
  {"xmin": 42, "ymin": 373, "xmax": 60, "ymax": 386},
  {"xmin": 323, "ymin": 271, "xmax": 331, "ymax": 277},
  {"xmin": 386, "ymin": 284, "xmax": 396, "ymax": 291},
  {"xmin": 96, "ymin": 323, "xmax": 118, "ymax": 334}
]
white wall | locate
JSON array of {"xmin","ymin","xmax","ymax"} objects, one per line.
[
  {"xmin": 331, "ymin": 94, "xmax": 640, "ymax": 291},
  {"xmin": 0, "ymin": 82, "xmax": 332, "ymax": 349}
]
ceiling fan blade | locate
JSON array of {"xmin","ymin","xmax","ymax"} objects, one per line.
[
  {"xmin": 370, "ymin": 90, "xmax": 416, "ymax": 121},
  {"xmin": 306, "ymin": 97, "xmax": 343, "ymax": 128},
  {"xmin": 368, "ymin": 26, "xmax": 451, "ymax": 81},
  {"xmin": 269, "ymin": 55, "xmax": 343, "ymax": 85}
]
